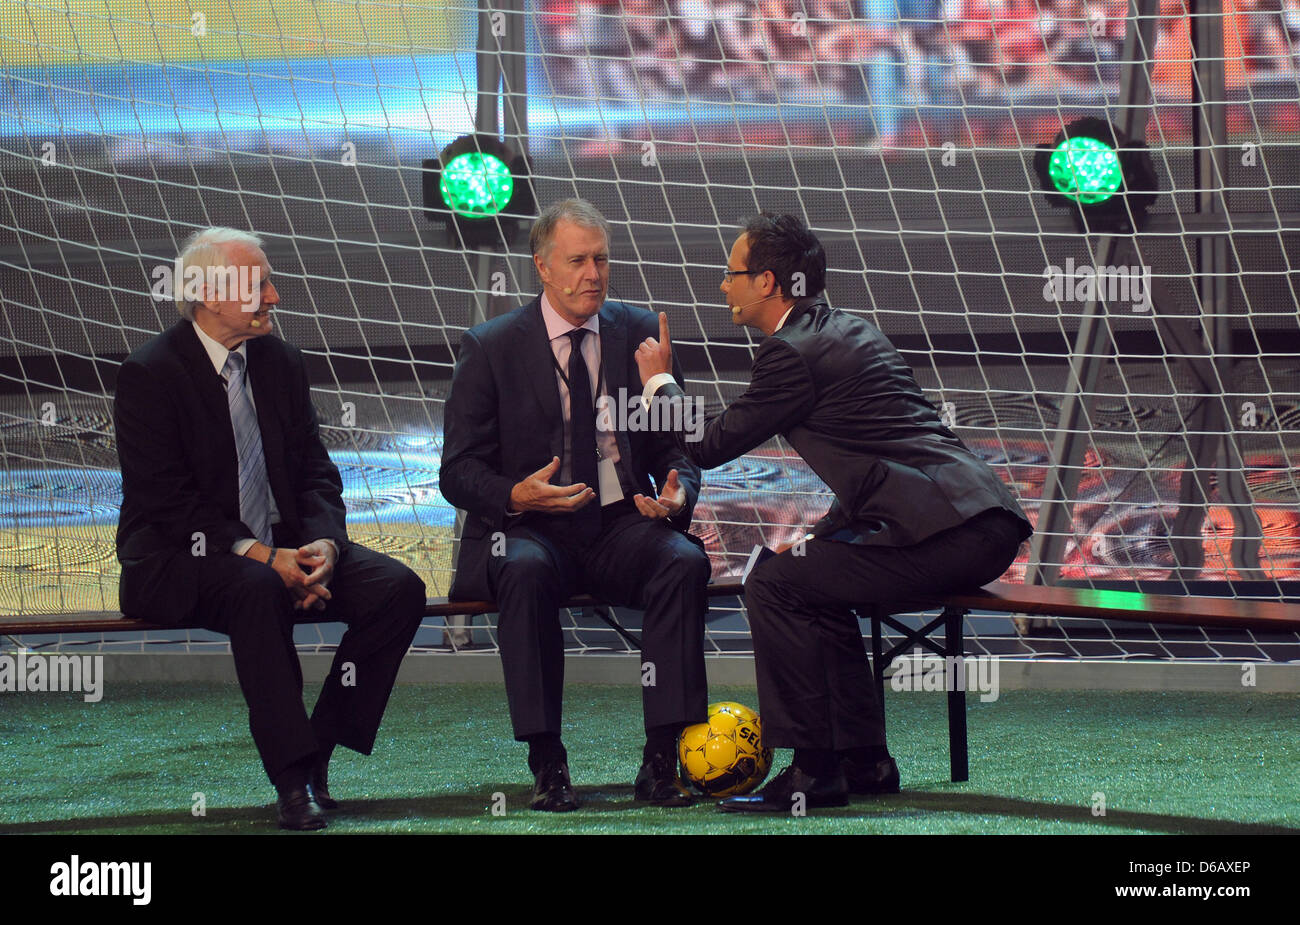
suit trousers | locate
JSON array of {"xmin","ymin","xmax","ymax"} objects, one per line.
[
  {"xmin": 192, "ymin": 542, "xmax": 425, "ymax": 782},
  {"xmin": 486, "ymin": 501, "xmax": 710, "ymax": 740},
  {"xmin": 743, "ymin": 508, "xmax": 1025, "ymax": 750}
]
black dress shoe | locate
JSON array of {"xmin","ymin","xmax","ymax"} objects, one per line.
[
  {"xmin": 633, "ymin": 753, "xmax": 695, "ymax": 807},
  {"xmin": 530, "ymin": 761, "xmax": 579, "ymax": 812},
  {"xmin": 718, "ymin": 764, "xmax": 848, "ymax": 813},
  {"xmin": 309, "ymin": 755, "xmax": 339, "ymax": 810},
  {"xmin": 841, "ymin": 755, "xmax": 901, "ymax": 795},
  {"xmin": 276, "ymin": 786, "xmax": 327, "ymax": 831}
]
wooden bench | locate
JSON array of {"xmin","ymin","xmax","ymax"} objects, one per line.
[{"xmin": 5, "ymin": 580, "xmax": 1298, "ymax": 784}]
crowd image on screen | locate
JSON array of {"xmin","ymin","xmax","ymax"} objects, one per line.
[{"xmin": 536, "ymin": 0, "xmax": 1300, "ymax": 140}]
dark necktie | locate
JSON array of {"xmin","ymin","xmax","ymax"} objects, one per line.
[{"xmin": 566, "ymin": 328, "xmax": 601, "ymax": 537}]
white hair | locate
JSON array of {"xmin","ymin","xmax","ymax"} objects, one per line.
[{"xmin": 174, "ymin": 227, "xmax": 264, "ymax": 320}]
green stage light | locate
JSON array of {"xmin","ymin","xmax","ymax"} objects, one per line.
[
  {"xmin": 1034, "ymin": 117, "xmax": 1158, "ymax": 233},
  {"xmin": 423, "ymin": 134, "xmax": 536, "ymax": 247},
  {"xmin": 440, "ymin": 152, "xmax": 514, "ymax": 218},
  {"xmin": 1047, "ymin": 135, "xmax": 1123, "ymax": 205}
]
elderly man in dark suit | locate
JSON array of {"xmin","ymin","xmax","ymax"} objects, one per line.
[
  {"xmin": 114, "ymin": 227, "xmax": 425, "ymax": 830},
  {"xmin": 440, "ymin": 198, "xmax": 709, "ymax": 810},
  {"xmin": 636, "ymin": 213, "xmax": 1033, "ymax": 811}
]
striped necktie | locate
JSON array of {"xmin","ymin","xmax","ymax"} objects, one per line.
[{"xmin": 223, "ymin": 351, "xmax": 273, "ymax": 546}]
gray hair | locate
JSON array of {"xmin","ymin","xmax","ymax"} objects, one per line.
[
  {"xmin": 529, "ymin": 198, "xmax": 611, "ymax": 261},
  {"xmin": 174, "ymin": 227, "xmax": 264, "ymax": 320}
]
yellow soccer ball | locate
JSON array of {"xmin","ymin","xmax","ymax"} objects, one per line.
[{"xmin": 678, "ymin": 701, "xmax": 773, "ymax": 796}]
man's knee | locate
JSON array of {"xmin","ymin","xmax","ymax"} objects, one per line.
[
  {"xmin": 370, "ymin": 556, "xmax": 425, "ymax": 607},
  {"xmin": 744, "ymin": 555, "xmax": 799, "ymax": 614},
  {"xmin": 398, "ymin": 567, "xmax": 426, "ymax": 606},
  {"xmin": 491, "ymin": 540, "xmax": 562, "ymax": 596},
  {"xmin": 650, "ymin": 534, "xmax": 711, "ymax": 589}
]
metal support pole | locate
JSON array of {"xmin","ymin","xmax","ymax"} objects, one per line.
[
  {"xmin": 1025, "ymin": 0, "xmax": 1161, "ymax": 586},
  {"xmin": 445, "ymin": 0, "xmax": 531, "ymax": 646},
  {"xmin": 1186, "ymin": 0, "xmax": 1264, "ymax": 578},
  {"xmin": 501, "ymin": 0, "xmax": 534, "ymax": 305}
]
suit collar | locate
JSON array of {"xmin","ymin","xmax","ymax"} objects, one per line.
[
  {"xmin": 597, "ymin": 300, "xmax": 628, "ymax": 402},
  {"xmin": 518, "ymin": 297, "xmax": 564, "ymax": 456},
  {"xmin": 778, "ymin": 295, "xmax": 829, "ymax": 332},
  {"xmin": 175, "ymin": 320, "xmax": 231, "ymax": 425}
]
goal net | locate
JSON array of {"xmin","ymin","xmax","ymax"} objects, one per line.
[{"xmin": 1, "ymin": 0, "xmax": 1298, "ymax": 664}]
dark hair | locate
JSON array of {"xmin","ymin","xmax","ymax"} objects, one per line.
[{"xmin": 742, "ymin": 212, "xmax": 826, "ymax": 300}]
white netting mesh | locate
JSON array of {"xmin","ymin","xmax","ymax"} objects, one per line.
[{"xmin": 1, "ymin": 0, "xmax": 1298, "ymax": 660}]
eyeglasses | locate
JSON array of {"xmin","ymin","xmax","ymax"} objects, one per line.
[{"xmin": 722, "ymin": 268, "xmax": 760, "ymax": 281}]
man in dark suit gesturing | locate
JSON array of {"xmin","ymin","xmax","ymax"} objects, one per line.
[
  {"xmin": 635, "ymin": 213, "xmax": 1032, "ymax": 811},
  {"xmin": 440, "ymin": 199, "xmax": 709, "ymax": 810},
  {"xmin": 114, "ymin": 227, "xmax": 425, "ymax": 830}
]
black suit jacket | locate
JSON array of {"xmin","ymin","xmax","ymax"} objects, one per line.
[
  {"xmin": 440, "ymin": 296, "xmax": 703, "ymax": 601},
  {"xmin": 114, "ymin": 320, "xmax": 349, "ymax": 623},
  {"xmin": 657, "ymin": 296, "xmax": 1032, "ymax": 548}
]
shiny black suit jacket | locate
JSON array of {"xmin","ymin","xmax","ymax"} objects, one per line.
[
  {"xmin": 114, "ymin": 320, "xmax": 349, "ymax": 623},
  {"xmin": 657, "ymin": 296, "xmax": 1032, "ymax": 548},
  {"xmin": 440, "ymin": 296, "xmax": 703, "ymax": 601}
]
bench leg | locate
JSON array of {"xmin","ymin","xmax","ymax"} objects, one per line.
[{"xmin": 944, "ymin": 605, "xmax": 969, "ymax": 782}]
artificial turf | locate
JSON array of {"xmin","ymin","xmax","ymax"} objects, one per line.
[{"xmin": 1, "ymin": 683, "xmax": 1296, "ymax": 834}]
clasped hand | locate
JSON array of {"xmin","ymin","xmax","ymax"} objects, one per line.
[{"xmin": 266, "ymin": 540, "xmax": 336, "ymax": 611}]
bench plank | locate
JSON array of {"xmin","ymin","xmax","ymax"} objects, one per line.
[{"xmin": 3, "ymin": 580, "xmax": 1298, "ymax": 636}]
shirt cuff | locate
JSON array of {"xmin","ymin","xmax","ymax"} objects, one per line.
[
  {"xmin": 641, "ymin": 372, "xmax": 677, "ymax": 410},
  {"xmin": 315, "ymin": 538, "xmax": 339, "ymax": 559},
  {"xmin": 232, "ymin": 538, "xmax": 257, "ymax": 556}
]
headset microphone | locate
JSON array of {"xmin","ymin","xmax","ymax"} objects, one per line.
[
  {"xmin": 730, "ymin": 293, "xmax": 778, "ymax": 314},
  {"xmin": 250, "ymin": 319, "xmax": 261, "ymax": 327},
  {"xmin": 563, "ymin": 287, "xmax": 574, "ymax": 295}
]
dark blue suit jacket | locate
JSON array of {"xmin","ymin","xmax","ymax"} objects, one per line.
[
  {"xmin": 439, "ymin": 296, "xmax": 703, "ymax": 600},
  {"xmin": 114, "ymin": 320, "xmax": 349, "ymax": 622}
]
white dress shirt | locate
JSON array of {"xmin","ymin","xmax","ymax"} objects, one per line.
[
  {"xmin": 191, "ymin": 322, "xmax": 336, "ymax": 560},
  {"xmin": 540, "ymin": 294, "xmax": 626, "ymax": 506}
]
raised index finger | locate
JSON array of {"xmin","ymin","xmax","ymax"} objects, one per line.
[{"xmin": 658, "ymin": 311, "xmax": 671, "ymax": 354}]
